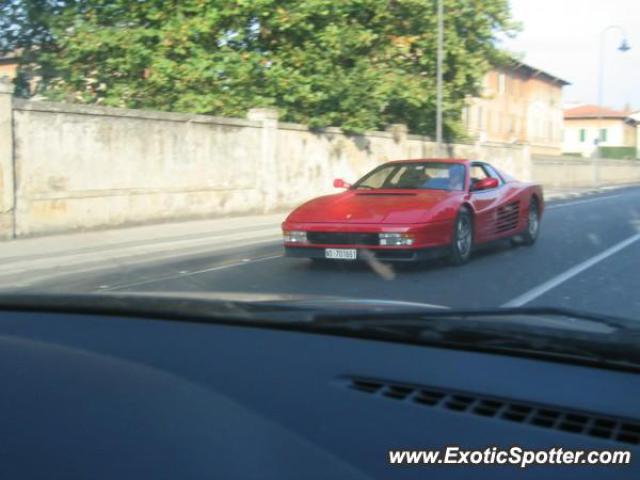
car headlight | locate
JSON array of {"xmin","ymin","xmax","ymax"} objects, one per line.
[
  {"xmin": 379, "ymin": 233, "xmax": 415, "ymax": 246},
  {"xmin": 283, "ymin": 230, "xmax": 307, "ymax": 243}
]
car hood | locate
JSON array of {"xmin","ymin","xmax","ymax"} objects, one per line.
[{"xmin": 286, "ymin": 190, "xmax": 456, "ymax": 224}]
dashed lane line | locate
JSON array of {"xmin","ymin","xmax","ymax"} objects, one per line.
[
  {"xmin": 100, "ymin": 254, "xmax": 283, "ymax": 291},
  {"xmin": 502, "ymin": 232, "xmax": 640, "ymax": 307}
]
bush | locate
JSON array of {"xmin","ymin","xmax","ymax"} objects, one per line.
[{"xmin": 598, "ymin": 146, "xmax": 637, "ymax": 160}]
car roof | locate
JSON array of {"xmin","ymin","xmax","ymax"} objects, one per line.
[{"xmin": 384, "ymin": 158, "xmax": 471, "ymax": 165}]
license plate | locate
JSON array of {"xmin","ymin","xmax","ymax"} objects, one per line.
[{"xmin": 325, "ymin": 248, "xmax": 357, "ymax": 260}]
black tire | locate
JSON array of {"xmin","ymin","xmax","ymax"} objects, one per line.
[
  {"xmin": 448, "ymin": 208, "xmax": 473, "ymax": 265},
  {"xmin": 520, "ymin": 198, "xmax": 540, "ymax": 245}
]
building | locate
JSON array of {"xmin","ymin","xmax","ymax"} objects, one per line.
[
  {"xmin": 0, "ymin": 50, "xmax": 42, "ymax": 97},
  {"xmin": 463, "ymin": 61, "xmax": 570, "ymax": 155},
  {"xmin": 563, "ymin": 105, "xmax": 637, "ymax": 159},
  {"xmin": 0, "ymin": 51, "xmax": 21, "ymax": 80},
  {"xmin": 630, "ymin": 110, "xmax": 640, "ymax": 158}
]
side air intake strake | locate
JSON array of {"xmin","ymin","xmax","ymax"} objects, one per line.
[
  {"xmin": 496, "ymin": 200, "xmax": 520, "ymax": 233},
  {"xmin": 343, "ymin": 377, "xmax": 640, "ymax": 446}
]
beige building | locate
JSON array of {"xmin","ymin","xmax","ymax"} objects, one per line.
[
  {"xmin": 463, "ymin": 62, "xmax": 570, "ymax": 155},
  {"xmin": 0, "ymin": 51, "xmax": 20, "ymax": 80},
  {"xmin": 629, "ymin": 110, "xmax": 640, "ymax": 158},
  {"xmin": 563, "ymin": 105, "xmax": 637, "ymax": 158}
]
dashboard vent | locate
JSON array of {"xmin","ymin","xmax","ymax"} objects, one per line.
[{"xmin": 345, "ymin": 377, "xmax": 640, "ymax": 446}]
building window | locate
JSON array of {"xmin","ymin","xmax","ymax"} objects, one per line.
[
  {"xmin": 599, "ymin": 128, "xmax": 607, "ymax": 142},
  {"xmin": 477, "ymin": 106, "xmax": 483, "ymax": 129},
  {"xmin": 579, "ymin": 129, "xmax": 586, "ymax": 142},
  {"xmin": 498, "ymin": 73, "xmax": 506, "ymax": 95}
]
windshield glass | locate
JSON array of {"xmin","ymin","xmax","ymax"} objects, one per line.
[
  {"xmin": 353, "ymin": 162, "xmax": 466, "ymax": 191},
  {"xmin": 0, "ymin": 0, "xmax": 638, "ymax": 327}
]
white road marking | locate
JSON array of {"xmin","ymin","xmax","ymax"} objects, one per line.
[
  {"xmin": 546, "ymin": 194, "xmax": 627, "ymax": 210},
  {"xmin": 502, "ymin": 232, "xmax": 640, "ymax": 307},
  {"xmin": 101, "ymin": 255, "xmax": 283, "ymax": 291}
]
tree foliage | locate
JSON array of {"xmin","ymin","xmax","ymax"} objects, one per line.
[{"xmin": 1, "ymin": 0, "xmax": 517, "ymax": 138}]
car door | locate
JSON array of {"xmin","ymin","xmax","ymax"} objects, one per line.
[{"xmin": 469, "ymin": 163, "xmax": 503, "ymax": 242}]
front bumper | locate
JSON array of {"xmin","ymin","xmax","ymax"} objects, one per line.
[{"xmin": 284, "ymin": 246, "xmax": 448, "ymax": 262}]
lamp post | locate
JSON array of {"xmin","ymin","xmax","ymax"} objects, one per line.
[
  {"xmin": 435, "ymin": 0, "xmax": 444, "ymax": 156},
  {"xmin": 596, "ymin": 25, "xmax": 630, "ymax": 159}
]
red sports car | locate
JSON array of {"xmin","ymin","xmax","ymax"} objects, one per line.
[{"xmin": 282, "ymin": 159, "xmax": 543, "ymax": 265}]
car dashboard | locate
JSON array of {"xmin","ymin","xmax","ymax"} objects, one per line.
[{"xmin": 0, "ymin": 308, "xmax": 638, "ymax": 479}]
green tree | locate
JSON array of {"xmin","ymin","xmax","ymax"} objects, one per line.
[{"xmin": 1, "ymin": 0, "xmax": 517, "ymax": 139}]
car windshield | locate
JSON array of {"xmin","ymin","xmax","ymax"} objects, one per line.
[
  {"xmin": 353, "ymin": 162, "xmax": 466, "ymax": 191},
  {"xmin": 0, "ymin": 1, "xmax": 638, "ymax": 328}
]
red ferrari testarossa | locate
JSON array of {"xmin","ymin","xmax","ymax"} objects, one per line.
[{"xmin": 282, "ymin": 159, "xmax": 544, "ymax": 265}]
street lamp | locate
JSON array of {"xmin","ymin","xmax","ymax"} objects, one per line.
[
  {"xmin": 596, "ymin": 25, "xmax": 631, "ymax": 159},
  {"xmin": 435, "ymin": 0, "xmax": 444, "ymax": 156}
]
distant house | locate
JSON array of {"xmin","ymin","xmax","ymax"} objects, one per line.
[
  {"xmin": 563, "ymin": 105, "xmax": 637, "ymax": 159},
  {"xmin": 0, "ymin": 50, "xmax": 42, "ymax": 97},
  {"xmin": 0, "ymin": 50, "xmax": 21, "ymax": 80},
  {"xmin": 630, "ymin": 110, "xmax": 640, "ymax": 158},
  {"xmin": 463, "ymin": 61, "xmax": 570, "ymax": 156}
]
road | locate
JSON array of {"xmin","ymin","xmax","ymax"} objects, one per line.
[{"xmin": 3, "ymin": 186, "xmax": 640, "ymax": 320}]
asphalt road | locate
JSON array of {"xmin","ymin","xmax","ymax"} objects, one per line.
[{"xmin": 10, "ymin": 186, "xmax": 640, "ymax": 320}]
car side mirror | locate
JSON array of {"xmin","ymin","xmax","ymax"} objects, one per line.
[
  {"xmin": 333, "ymin": 178, "xmax": 351, "ymax": 189},
  {"xmin": 471, "ymin": 177, "xmax": 499, "ymax": 191}
]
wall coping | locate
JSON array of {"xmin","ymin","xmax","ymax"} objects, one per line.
[{"xmin": 12, "ymin": 99, "xmax": 263, "ymax": 129}]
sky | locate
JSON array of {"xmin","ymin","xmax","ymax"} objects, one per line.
[{"xmin": 500, "ymin": 0, "xmax": 640, "ymax": 111}]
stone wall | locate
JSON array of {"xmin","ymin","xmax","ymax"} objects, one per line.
[
  {"xmin": 0, "ymin": 89, "xmax": 637, "ymax": 239},
  {"xmin": 532, "ymin": 155, "xmax": 640, "ymax": 189}
]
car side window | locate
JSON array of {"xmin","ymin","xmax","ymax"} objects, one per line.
[
  {"xmin": 483, "ymin": 165, "xmax": 504, "ymax": 185},
  {"xmin": 471, "ymin": 163, "xmax": 502, "ymax": 188},
  {"xmin": 470, "ymin": 165, "xmax": 490, "ymax": 188}
]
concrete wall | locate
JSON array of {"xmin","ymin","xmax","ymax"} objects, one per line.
[
  {"xmin": 532, "ymin": 156, "xmax": 640, "ymax": 189},
  {"xmin": 0, "ymin": 79, "xmax": 15, "ymax": 237},
  {"xmin": 1, "ymin": 90, "xmax": 638, "ymax": 239},
  {"xmin": 11, "ymin": 101, "xmax": 269, "ymax": 236}
]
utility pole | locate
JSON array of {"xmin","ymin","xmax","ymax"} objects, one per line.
[{"xmin": 436, "ymin": 0, "xmax": 444, "ymax": 156}]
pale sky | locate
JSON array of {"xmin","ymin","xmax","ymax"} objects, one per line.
[{"xmin": 500, "ymin": 0, "xmax": 640, "ymax": 111}]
